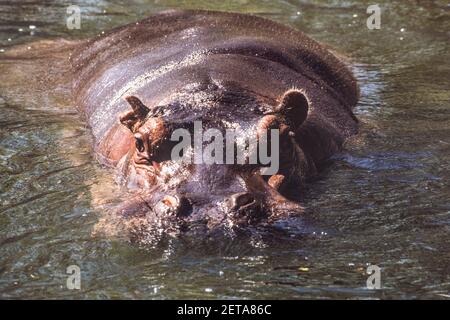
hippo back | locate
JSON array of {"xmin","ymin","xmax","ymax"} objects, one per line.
[{"xmin": 70, "ymin": 10, "xmax": 358, "ymax": 164}]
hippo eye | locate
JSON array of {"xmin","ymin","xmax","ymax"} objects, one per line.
[{"xmin": 134, "ymin": 134, "xmax": 145, "ymax": 152}]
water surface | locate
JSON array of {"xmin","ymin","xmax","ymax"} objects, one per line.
[{"xmin": 0, "ymin": 0, "xmax": 449, "ymax": 299}]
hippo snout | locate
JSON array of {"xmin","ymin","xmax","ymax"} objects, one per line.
[
  {"xmin": 225, "ymin": 192, "xmax": 266, "ymax": 225},
  {"xmin": 154, "ymin": 195, "xmax": 193, "ymax": 217},
  {"xmin": 155, "ymin": 191, "xmax": 265, "ymax": 223},
  {"xmin": 228, "ymin": 192, "xmax": 257, "ymax": 211}
]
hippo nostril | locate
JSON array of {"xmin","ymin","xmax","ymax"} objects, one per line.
[
  {"xmin": 177, "ymin": 196, "xmax": 193, "ymax": 217},
  {"xmin": 229, "ymin": 192, "xmax": 255, "ymax": 210},
  {"xmin": 162, "ymin": 195, "xmax": 178, "ymax": 207},
  {"xmin": 161, "ymin": 195, "xmax": 192, "ymax": 217}
]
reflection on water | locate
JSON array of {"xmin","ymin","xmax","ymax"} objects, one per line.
[{"xmin": 0, "ymin": 0, "xmax": 449, "ymax": 299}]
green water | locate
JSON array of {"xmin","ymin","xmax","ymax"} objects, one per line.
[{"xmin": 0, "ymin": 0, "xmax": 449, "ymax": 299}]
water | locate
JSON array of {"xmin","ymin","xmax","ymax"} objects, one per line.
[{"xmin": 0, "ymin": 0, "xmax": 449, "ymax": 299}]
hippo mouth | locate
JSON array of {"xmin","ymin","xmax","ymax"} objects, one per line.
[{"xmin": 116, "ymin": 167, "xmax": 304, "ymax": 233}]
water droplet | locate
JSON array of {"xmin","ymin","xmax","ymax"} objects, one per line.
[
  {"xmin": 205, "ymin": 288, "xmax": 213, "ymax": 293},
  {"xmin": 29, "ymin": 25, "xmax": 36, "ymax": 30},
  {"xmin": 18, "ymin": 28, "xmax": 24, "ymax": 32},
  {"xmin": 296, "ymin": 11, "xmax": 301, "ymax": 15},
  {"xmin": 400, "ymin": 28, "xmax": 406, "ymax": 32},
  {"xmin": 353, "ymin": 14, "xmax": 358, "ymax": 18}
]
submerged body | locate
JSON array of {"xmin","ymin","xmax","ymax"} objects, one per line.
[{"xmin": 68, "ymin": 10, "xmax": 358, "ymax": 228}]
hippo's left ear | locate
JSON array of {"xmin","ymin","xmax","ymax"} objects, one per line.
[
  {"xmin": 276, "ymin": 89, "xmax": 309, "ymax": 128},
  {"xmin": 119, "ymin": 95, "xmax": 150, "ymax": 132}
]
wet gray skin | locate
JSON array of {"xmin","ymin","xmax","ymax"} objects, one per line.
[
  {"xmin": 1, "ymin": 0, "xmax": 448, "ymax": 299},
  {"xmin": 69, "ymin": 10, "xmax": 358, "ymax": 227}
]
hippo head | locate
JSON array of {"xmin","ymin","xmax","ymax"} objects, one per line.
[{"xmin": 115, "ymin": 88, "xmax": 311, "ymax": 229}]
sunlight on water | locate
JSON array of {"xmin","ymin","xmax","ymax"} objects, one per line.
[{"xmin": 0, "ymin": 0, "xmax": 449, "ymax": 299}]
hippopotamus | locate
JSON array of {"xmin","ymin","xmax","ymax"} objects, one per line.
[
  {"xmin": 69, "ymin": 10, "xmax": 359, "ymax": 229},
  {"xmin": 17, "ymin": 10, "xmax": 359, "ymax": 231}
]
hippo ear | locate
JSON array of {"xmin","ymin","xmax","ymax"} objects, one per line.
[
  {"xmin": 277, "ymin": 89, "xmax": 309, "ymax": 128},
  {"xmin": 119, "ymin": 95, "xmax": 150, "ymax": 131},
  {"xmin": 125, "ymin": 96, "xmax": 150, "ymax": 119}
]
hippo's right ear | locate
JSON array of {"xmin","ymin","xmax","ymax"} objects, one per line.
[
  {"xmin": 119, "ymin": 96, "xmax": 150, "ymax": 131},
  {"xmin": 276, "ymin": 89, "xmax": 310, "ymax": 128}
]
